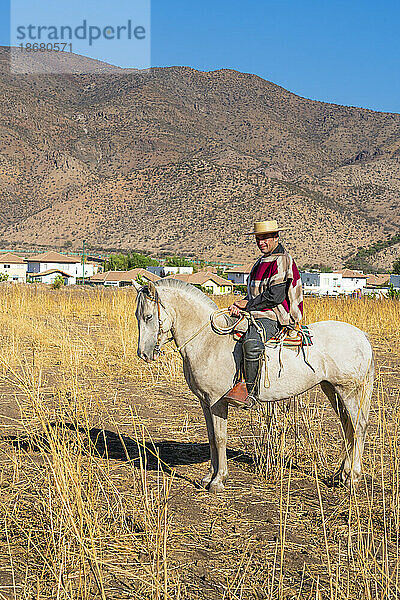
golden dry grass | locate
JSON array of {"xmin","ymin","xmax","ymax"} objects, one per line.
[{"xmin": 0, "ymin": 284, "xmax": 398, "ymax": 599}]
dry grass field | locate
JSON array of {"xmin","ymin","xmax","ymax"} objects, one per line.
[{"xmin": 0, "ymin": 284, "xmax": 398, "ymax": 599}]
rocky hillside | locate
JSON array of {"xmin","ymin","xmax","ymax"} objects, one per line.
[{"xmin": 1, "ymin": 46, "xmax": 399, "ymax": 267}]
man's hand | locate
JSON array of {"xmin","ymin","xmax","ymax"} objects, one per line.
[{"xmin": 228, "ymin": 298, "xmax": 248, "ymax": 317}]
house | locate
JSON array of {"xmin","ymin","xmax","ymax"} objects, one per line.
[
  {"xmin": 121, "ymin": 268, "xmax": 161, "ymax": 285},
  {"xmin": 300, "ymin": 269, "xmax": 369, "ymax": 296},
  {"xmin": 166, "ymin": 270, "xmax": 233, "ymax": 295},
  {"xmin": 146, "ymin": 266, "xmax": 165, "ymax": 277},
  {"xmin": 300, "ymin": 271, "xmax": 343, "ymax": 295},
  {"xmin": 334, "ymin": 269, "xmax": 368, "ymax": 294},
  {"xmin": 361, "ymin": 273, "xmax": 390, "ymax": 297},
  {"xmin": 0, "ymin": 252, "xmax": 27, "ymax": 282},
  {"xmin": 79, "ymin": 261, "xmax": 101, "ymax": 278},
  {"xmin": 390, "ymin": 274, "xmax": 400, "ymax": 289},
  {"xmin": 146, "ymin": 265, "xmax": 194, "ymax": 277},
  {"xmin": 27, "ymin": 251, "xmax": 95, "ymax": 285},
  {"xmin": 319, "ymin": 272, "xmax": 343, "ymax": 295},
  {"xmin": 30, "ymin": 269, "xmax": 74, "ymax": 286},
  {"xmin": 365, "ymin": 274, "xmax": 390, "ymax": 288},
  {"xmin": 224, "ymin": 264, "xmax": 253, "ymax": 285},
  {"xmin": 300, "ymin": 271, "xmax": 320, "ymax": 293},
  {"xmin": 163, "ymin": 266, "xmax": 193, "ymax": 275},
  {"xmin": 89, "ymin": 268, "xmax": 160, "ymax": 287}
]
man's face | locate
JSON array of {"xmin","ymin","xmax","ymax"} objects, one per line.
[{"xmin": 255, "ymin": 232, "xmax": 279, "ymax": 255}]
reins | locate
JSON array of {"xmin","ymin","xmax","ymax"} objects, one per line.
[
  {"xmin": 174, "ymin": 320, "xmax": 211, "ymax": 353},
  {"xmin": 151, "ymin": 291, "xmax": 216, "ymax": 355},
  {"xmin": 177, "ymin": 307, "xmax": 247, "ymax": 352}
]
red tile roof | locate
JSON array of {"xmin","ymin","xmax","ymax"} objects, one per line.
[
  {"xmin": 89, "ymin": 269, "xmax": 161, "ymax": 283},
  {"xmin": 225, "ymin": 263, "xmax": 253, "ymax": 274},
  {"xmin": 30, "ymin": 269, "xmax": 73, "ymax": 277},
  {"xmin": 0, "ymin": 252, "xmax": 26, "ymax": 264},
  {"xmin": 28, "ymin": 251, "xmax": 80, "ymax": 264},
  {"xmin": 166, "ymin": 270, "xmax": 233, "ymax": 287},
  {"xmin": 334, "ymin": 269, "xmax": 368, "ymax": 279},
  {"xmin": 366, "ymin": 273, "xmax": 390, "ymax": 287}
]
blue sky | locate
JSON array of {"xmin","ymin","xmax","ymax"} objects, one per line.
[{"xmin": 0, "ymin": 0, "xmax": 399, "ymax": 112}]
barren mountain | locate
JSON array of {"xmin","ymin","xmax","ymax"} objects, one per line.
[{"xmin": 0, "ymin": 46, "xmax": 399, "ymax": 267}]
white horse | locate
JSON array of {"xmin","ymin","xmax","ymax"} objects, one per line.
[{"xmin": 133, "ymin": 279, "xmax": 374, "ymax": 493}]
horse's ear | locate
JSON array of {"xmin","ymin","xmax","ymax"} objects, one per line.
[
  {"xmin": 147, "ymin": 280, "xmax": 157, "ymax": 300},
  {"xmin": 132, "ymin": 280, "xmax": 142, "ymax": 292}
]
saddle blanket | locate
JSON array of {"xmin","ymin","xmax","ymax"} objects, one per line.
[
  {"xmin": 234, "ymin": 324, "xmax": 313, "ymax": 347},
  {"xmin": 268, "ymin": 324, "xmax": 313, "ymax": 347}
]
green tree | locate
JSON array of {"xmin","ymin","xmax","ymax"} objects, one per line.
[
  {"xmin": 165, "ymin": 255, "xmax": 195, "ymax": 268},
  {"xmin": 0, "ymin": 273, "xmax": 9, "ymax": 282},
  {"xmin": 388, "ymin": 284, "xmax": 400, "ymax": 299},
  {"xmin": 393, "ymin": 259, "xmax": 400, "ymax": 274},
  {"xmin": 103, "ymin": 252, "xmax": 159, "ymax": 271},
  {"xmin": 52, "ymin": 275, "xmax": 65, "ymax": 289}
]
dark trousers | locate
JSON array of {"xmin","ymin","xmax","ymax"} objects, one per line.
[{"xmin": 241, "ymin": 317, "xmax": 279, "ymax": 395}]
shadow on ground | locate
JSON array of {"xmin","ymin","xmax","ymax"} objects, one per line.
[
  {"xmin": 1, "ymin": 425, "xmax": 350, "ymax": 490},
  {"xmin": 2, "ymin": 422, "xmax": 253, "ymax": 472}
]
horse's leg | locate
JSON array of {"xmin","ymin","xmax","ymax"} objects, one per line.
[
  {"xmin": 335, "ymin": 377, "xmax": 371, "ymax": 487},
  {"xmin": 200, "ymin": 399, "xmax": 217, "ymax": 488},
  {"xmin": 208, "ymin": 398, "xmax": 229, "ymax": 494},
  {"xmin": 320, "ymin": 381, "xmax": 351, "ymax": 482},
  {"xmin": 321, "ymin": 378, "xmax": 371, "ymax": 488}
]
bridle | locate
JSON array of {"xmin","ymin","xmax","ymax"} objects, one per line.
[
  {"xmin": 140, "ymin": 286, "xmax": 211, "ymax": 356},
  {"xmin": 142, "ymin": 286, "xmax": 171, "ymax": 357}
]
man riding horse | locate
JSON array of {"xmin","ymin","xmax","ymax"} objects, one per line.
[{"xmin": 224, "ymin": 219, "xmax": 303, "ymax": 408}]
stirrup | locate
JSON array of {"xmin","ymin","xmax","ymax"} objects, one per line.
[{"xmin": 222, "ymin": 382, "xmax": 256, "ymax": 409}]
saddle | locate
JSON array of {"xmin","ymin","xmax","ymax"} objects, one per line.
[
  {"xmin": 233, "ymin": 322, "xmax": 313, "ymax": 348},
  {"xmin": 267, "ymin": 324, "xmax": 313, "ymax": 348}
]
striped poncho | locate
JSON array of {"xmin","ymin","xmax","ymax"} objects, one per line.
[{"xmin": 246, "ymin": 244, "xmax": 303, "ymax": 326}]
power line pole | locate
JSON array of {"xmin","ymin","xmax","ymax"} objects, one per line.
[{"xmin": 82, "ymin": 240, "xmax": 86, "ymax": 286}]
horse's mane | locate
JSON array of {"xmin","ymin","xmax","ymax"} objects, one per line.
[{"xmin": 155, "ymin": 278, "xmax": 218, "ymax": 310}]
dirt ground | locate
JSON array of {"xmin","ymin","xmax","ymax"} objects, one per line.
[{"xmin": 0, "ymin": 291, "xmax": 399, "ymax": 599}]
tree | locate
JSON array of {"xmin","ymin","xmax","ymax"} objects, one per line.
[
  {"xmin": 52, "ymin": 275, "xmax": 65, "ymax": 289},
  {"xmin": 0, "ymin": 273, "xmax": 8, "ymax": 282},
  {"xmin": 388, "ymin": 284, "xmax": 400, "ymax": 300},
  {"xmin": 393, "ymin": 259, "xmax": 400, "ymax": 274},
  {"xmin": 165, "ymin": 255, "xmax": 195, "ymax": 268},
  {"xmin": 103, "ymin": 252, "xmax": 159, "ymax": 271}
]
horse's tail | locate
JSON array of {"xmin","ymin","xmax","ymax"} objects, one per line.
[{"xmin": 359, "ymin": 345, "xmax": 374, "ymax": 423}]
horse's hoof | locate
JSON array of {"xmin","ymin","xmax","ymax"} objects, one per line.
[
  {"xmin": 208, "ymin": 480, "xmax": 225, "ymax": 494},
  {"xmin": 200, "ymin": 475, "xmax": 213, "ymax": 488},
  {"xmin": 342, "ymin": 472, "xmax": 360, "ymax": 490}
]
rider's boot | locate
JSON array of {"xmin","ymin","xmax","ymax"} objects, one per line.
[
  {"xmin": 222, "ymin": 382, "xmax": 254, "ymax": 409},
  {"xmin": 223, "ymin": 354, "xmax": 261, "ymax": 409}
]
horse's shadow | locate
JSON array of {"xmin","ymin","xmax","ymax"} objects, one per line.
[
  {"xmin": 2, "ymin": 424, "xmax": 346, "ymax": 489},
  {"xmin": 2, "ymin": 422, "xmax": 252, "ymax": 474}
]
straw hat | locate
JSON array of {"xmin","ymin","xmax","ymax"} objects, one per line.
[{"xmin": 244, "ymin": 220, "xmax": 288, "ymax": 235}]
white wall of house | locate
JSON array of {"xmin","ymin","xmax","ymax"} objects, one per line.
[
  {"xmin": 34, "ymin": 272, "xmax": 72, "ymax": 285},
  {"xmin": 318, "ymin": 273, "xmax": 343, "ymax": 295},
  {"xmin": 163, "ymin": 266, "xmax": 193, "ymax": 275},
  {"xmin": 28, "ymin": 261, "xmax": 79, "ymax": 284},
  {"xmin": 340, "ymin": 276, "xmax": 367, "ymax": 294},
  {"xmin": 363, "ymin": 287, "xmax": 388, "ymax": 297},
  {"xmin": 75, "ymin": 263, "xmax": 95, "ymax": 278},
  {"xmin": 28, "ymin": 261, "xmax": 77, "ymax": 274},
  {"xmin": 199, "ymin": 279, "xmax": 233, "ymax": 295},
  {"xmin": 0, "ymin": 263, "xmax": 27, "ymax": 282},
  {"xmin": 104, "ymin": 280, "xmax": 120, "ymax": 287}
]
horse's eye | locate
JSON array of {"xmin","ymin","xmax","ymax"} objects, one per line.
[{"xmin": 144, "ymin": 314, "xmax": 153, "ymax": 323}]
